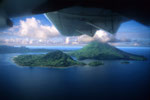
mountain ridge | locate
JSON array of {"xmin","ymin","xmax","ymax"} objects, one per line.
[{"xmin": 70, "ymin": 41, "xmax": 147, "ymax": 60}]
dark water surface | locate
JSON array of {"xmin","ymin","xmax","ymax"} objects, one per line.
[{"xmin": 0, "ymin": 47, "xmax": 150, "ymax": 100}]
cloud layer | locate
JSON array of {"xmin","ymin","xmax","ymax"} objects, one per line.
[
  {"xmin": 0, "ymin": 17, "xmax": 63, "ymax": 45},
  {"xmin": 0, "ymin": 17, "xmax": 117, "ymax": 45},
  {"xmin": 14, "ymin": 17, "xmax": 59, "ymax": 39},
  {"xmin": 1, "ymin": 17, "xmax": 149, "ymax": 46}
]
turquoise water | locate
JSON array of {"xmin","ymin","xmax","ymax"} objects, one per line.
[{"xmin": 0, "ymin": 47, "xmax": 150, "ymax": 100}]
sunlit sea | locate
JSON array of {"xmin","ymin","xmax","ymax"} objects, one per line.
[{"xmin": 0, "ymin": 47, "xmax": 150, "ymax": 100}]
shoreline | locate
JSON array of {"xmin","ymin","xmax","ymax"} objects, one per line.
[
  {"xmin": 11, "ymin": 55, "xmax": 77, "ymax": 69},
  {"xmin": 12, "ymin": 55, "xmax": 146, "ymax": 68},
  {"xmin": 11, "ymin": 56, "xmax": 26, "ymax": 68}
]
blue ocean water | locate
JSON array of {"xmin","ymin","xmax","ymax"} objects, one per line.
[{"xmin": 0, "ymin": 47, "xmax": 150, "ymax": 100}]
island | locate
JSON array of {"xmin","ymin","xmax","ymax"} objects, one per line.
[
  {"xmin": 0, "ymin": 45, "xmax": 50, "ymax": 53},
  {"xmin": 13, "ymin": 41, "xmax": 147, "ymax": 68},
  {"xmin": 13, "ymin": 50, "xmax": 85, "ymax": 67},
  {"xmin": 70, "ymin": 41, "xmax": 147, "ymax": 61}
]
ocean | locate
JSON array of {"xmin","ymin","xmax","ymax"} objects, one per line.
[{"xmin": 0, "ymin": 47, "xmax": 150, "ymax": 100}]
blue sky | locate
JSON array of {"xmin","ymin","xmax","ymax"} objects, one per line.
[
  {"xmin": 0, "ymin": 14, "xmax": 150, "ymax": 46},
  {"xmin": 11, "ymin": 14, "xmax": 52, "ymax": 26},
  {"xmin": 117, "ymin": 20, "xmax": 150, "ymax": 39}
]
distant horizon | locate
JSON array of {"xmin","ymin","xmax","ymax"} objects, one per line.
[{"xmin": 1, "ymin": 43, "xmax": 150, "ymax": 48}]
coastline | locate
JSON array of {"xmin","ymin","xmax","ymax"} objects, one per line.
[
  {"xmin": 11, "ymin": 56, "xmax": 25, "ymax": 68},
  {"xmin": 11, "ymin": 55, "xmax": 76, "ymax": 69}
]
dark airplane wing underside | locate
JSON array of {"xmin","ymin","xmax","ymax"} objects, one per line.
[
  {"xmin": 1, "ymin": 0, "xmax": 150, "ymax": 36},
  {"xmin": 46, "ymin": 7, "xmax": 128, "ymax": 36}
]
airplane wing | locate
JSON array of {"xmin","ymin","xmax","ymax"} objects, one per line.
[
  {"xmin": 0, "ymin": 0, "xmax": 150, "ymax": 36},
  {"xmin": 45, "ymin": 7, "xmax": 128, "ymax": 36}
]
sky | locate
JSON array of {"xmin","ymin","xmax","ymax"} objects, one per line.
[{"xmin": 0, "ymin": 14, "xmax": 150, "ymax": 47}]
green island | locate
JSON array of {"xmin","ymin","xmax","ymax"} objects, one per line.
[
  {"xmin": 13, "ymin": 50, "xmax": 85, "ymax": 67},
  {"xmin": 13, "ymin": 41, "xmax": 146, "ymax": 68},
  {"xmin": 70, "ymin": 41, "xmax": 147, "ymax": 61}
]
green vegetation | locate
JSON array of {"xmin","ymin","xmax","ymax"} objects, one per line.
[
  {"xmin": 88, "ymin": 61, "xmax": 104, "ymax": 66},
  {"xmin": 12, "ymin": 41, "xmax": 147, "ymax": 68},
  {"xmin": 70, "ymin": 41, "xmax": 147, "ymax": 61},
  {"xmin": 13, "ymin": 50, "xmax": 85, "ymax": 67}
]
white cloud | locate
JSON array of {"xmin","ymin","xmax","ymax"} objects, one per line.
[
  {"xmin": 0, "ymin": 17, "xmax": 63, "ymax": 45},
  {"xmin": 78, "ymin": 35, "xmax": 94, "ymax": 43},
  {"xmin": 65, "ymin": 37, "xmax": 70, "ymax": 44},
  {"xmin": 77, "ymin": 30, "xmax": 115, "ymax": 44},
  {"xmin": 16, "ymin": 17, "xmax": 60, "ymax": 39},
  {"xmin": 94, "ymin": 30, "xmax": 115, "ymax": 42},
  {"xmin": 1, "ymin": 38, "xmax": 33, "ymax": 45},
  {"xmin": 1, "ymin": 17, "xmax": 60, "ymax": 40}
]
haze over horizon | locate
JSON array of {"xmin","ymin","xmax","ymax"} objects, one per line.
[{"xmin": 0, "ymin": 14, "xmax": 150, "ymax": 47}]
